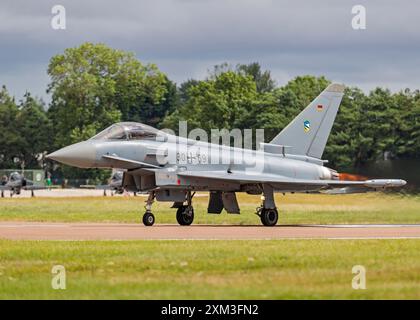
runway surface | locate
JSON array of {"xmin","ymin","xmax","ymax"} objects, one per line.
[{"xmin": 1, "ymin": 222, "xmax": 420, "ymax": 240}]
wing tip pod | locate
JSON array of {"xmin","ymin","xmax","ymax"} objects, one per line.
[{"xmin": 364, "ymin": 179, "xmax": 407, "ymax": 188}]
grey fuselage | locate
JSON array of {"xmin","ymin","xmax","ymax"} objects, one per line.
[{"xmin": 51, "ymin": 133, "xmax": 336, "ymax": 194}]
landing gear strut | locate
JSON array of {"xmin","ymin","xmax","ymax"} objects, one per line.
[
  {"xmin": 176, "ymin": 191, "xmax": 195, "ymax": 226},
  {"xmin": 142, "ymin": 192, "xmax": 155, "ymax": 226},
  {"xmin": 256, "ymin": 185, "xmax": 278, "ymax": 226}
]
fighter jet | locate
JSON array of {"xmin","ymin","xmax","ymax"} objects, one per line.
[
  {"xmin": 47, "ymin": 83, "xmax": 406, "ymax": 226},
  {"xmin": 0, "ymin": 171, "xmax": 46, "ymax": 197},
  {"xmin": 96, "ymin": 170, "xmax": 137, "ymax": 196},
  {"xmin": 98, "ymin": 170, "xmax": 124, "ymax": 196}
]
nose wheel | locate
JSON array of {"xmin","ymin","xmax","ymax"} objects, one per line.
[{"xmin": 142, "ymin": 212, "xmax": 155, "ymax": 226}]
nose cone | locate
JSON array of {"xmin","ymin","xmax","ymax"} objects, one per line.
[{"xmin": 47, "ymin": 142, "xmax": 97, "ymax": 168}]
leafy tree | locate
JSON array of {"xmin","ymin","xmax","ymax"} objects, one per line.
[
  {"xmin": 393, "ymin": 89, "xmax": 420, "ymax": 158},
  {"xmin": 236, "ymin": 62, "xmax": 276, "ymax": 93},
  {"xmin": 362, "ymin": 88, "xmax": 398, "ymax": 162},
  {"xmin": 113, "ymin": 57, "xmax": 169, "ymax": 125},
  {"xmin": 16, "ymin": 93, "xmax": 52, "ymax": 168},
  {"xmin": 163, "ymin": 71, "xmax": 260, "ymax": 134},
  {"xmin": 325, "ymin": 87, "xmax": 367, "ymax": 168},
  {"xmin": 178, "ymin": 79, "xmax": 199, "ymax": 105},
  {"xmin": 0, "ymin": 88, "xmax": 51, "ymax": 170},
  {"xmin": 47, "ymin": 42, "xmax": 168, "ymax": 148},
  {"xmin": 132, "ymin": 77, "xmax": 178, "ymax": 128},
  {"xmin": 282, "ymin": 75, "xmax": 330, "ymax": 109},
  {"xmin": 0, "ymin": 86, "xmax": 21, "ymax": 168}
]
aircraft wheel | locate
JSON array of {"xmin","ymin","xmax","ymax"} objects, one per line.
[
  {"xmin": 142, "ymin": 212, "xmax": 155, "ymax": 226},
  {"xmin": 260, "ymin": 208, "xmax": 278, "ymax": 226},
  {"xmin": 176, "ymin": 206, "xmax": 194, "ymax": 226}
]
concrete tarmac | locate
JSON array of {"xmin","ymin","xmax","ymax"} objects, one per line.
[{"xmin": 1, "ymin": 222, "xmax": 420, "ymax": 240}]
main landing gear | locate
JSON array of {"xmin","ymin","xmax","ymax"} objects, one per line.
[
  {"xmin": 141, "ymin": 187, "xmax": 278, "ymax": 227},
  {"xmin": 142, "ymin": 192, "xmax": 156, "ymax": 226},
  {"xmin": 256, "ymin": 207, "xmax": 279, "ymax": 226},
  {"xmin": 255, "ymin": 185, "xmax": 279, "ymax": 226},
  {"xmin": 141, "ymin": 190, "xmax": 195, "ymax": 226},
  {"xmin": 176, "ymin": 191, "xmax": 195, "ymax": 226}
]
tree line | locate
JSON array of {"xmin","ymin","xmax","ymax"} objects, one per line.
[{"xmin": 0, "ymin": 43, "xmax": 419, "ymax": 182}]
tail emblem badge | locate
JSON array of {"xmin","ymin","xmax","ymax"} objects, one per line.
[{"xmin": 304, "ymin": 120, "xmax": 311, "ymax": 132}]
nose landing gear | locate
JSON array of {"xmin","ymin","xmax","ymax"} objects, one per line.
[{"xmin": 142, "ymin": 192, "xmax": 156, "ymax": 226}]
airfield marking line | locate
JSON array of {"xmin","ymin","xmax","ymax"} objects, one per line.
[
  {"xmin": 1, "ymin": 222, "xmax": 420, "ymax": 240},
  {"xmin": 4, "ymin": 237, "xmax": 420, "ymax": 242},
  {"xmin": 300, "ymin": 224, "xmax": 420, "ymax": 228}
]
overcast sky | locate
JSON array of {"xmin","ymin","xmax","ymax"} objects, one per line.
[{"xmin": 1, "ymin": 0, "xmax": 419, "ymax": 102}]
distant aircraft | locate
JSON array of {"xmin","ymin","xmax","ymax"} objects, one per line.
[
  {"xmin": 47, "ymin": 83, "xmax": 406, "ymax": 226},
  {"xmin": 0, "ymin": 172, "xmax": 46, "ymax": 197},
  {"xmin": 97, "ymin": 170, "xmax": 124, "ymax": 196},
  {"xmin": 96, "ymin": 170, "xmax": 136, "ymax": 196}
]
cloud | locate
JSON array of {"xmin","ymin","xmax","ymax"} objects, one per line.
[{"xmin": 0, "ymin": 0, "xmax": 419, "ymax": 101}]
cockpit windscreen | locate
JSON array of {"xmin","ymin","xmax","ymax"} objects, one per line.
[{"xmin": 91, "ymin": 122, "xmax": 162, "ymax": 141}]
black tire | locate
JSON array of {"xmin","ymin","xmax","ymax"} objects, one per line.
[
  {"xmin": 260, "ymin": 208, "xmax": 278, "ymax": 226},
  {"xmin": 176, "ymin": 206, "xmax": 194, "ymax": 226},
  {"xmin": 142, "ymin": 212, "xmax": 155, "ymax": 226}
]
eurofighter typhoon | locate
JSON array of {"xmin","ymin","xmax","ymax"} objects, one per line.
[{"xmin": 47, "ymin": 84, "xmax": 406, "ymax": 226}]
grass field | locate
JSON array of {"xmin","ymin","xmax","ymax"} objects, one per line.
[
  {"xmin": 0, "ymin": 193, "xmax": 419, "ymax": 225},
  {"xmin": 1, "ymin": 193, "xmax": 419, "ymax": 299},
  {"xmin": 1, "ymin": 239, "xmax": 419, "ymax": 299}
]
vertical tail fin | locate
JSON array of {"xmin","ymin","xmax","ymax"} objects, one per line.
[{"xmin": 270, "ymin": 83, "xmax": 345, "ymax": 159}]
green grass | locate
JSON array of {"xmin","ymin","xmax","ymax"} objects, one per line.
[
  {"xmin": 0, "ymin": 193, "xmax": 419, "ymax": 225},
  {"xmin": 1, "ymin": 193, "xmax": 419, "ymax": 299},
  {"xmin": 0, "ymin": 239, "xmax": 419, "ymax": 299}
]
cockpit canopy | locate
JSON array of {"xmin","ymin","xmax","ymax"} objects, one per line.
[
  {"xmin": 10, "ymin": 172, "xmax": 21, "ymax": 181},
  {"xmin": 91, "ymin": 122, "xmax": 165, "ymax": 141}
]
